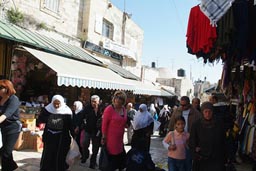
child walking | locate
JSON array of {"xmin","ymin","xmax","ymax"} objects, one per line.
[
  {"xmin": 126, "ymin": 137, "xmax": 156, "ymax": 171},
  {"xmin": 162, "ymin": 116, "xmax": 189, "ymax": 171}
]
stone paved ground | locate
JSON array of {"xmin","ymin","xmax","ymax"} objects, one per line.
[{"xmin": 1, "ymin": 131, "xmax": 253, "ymax": 171}]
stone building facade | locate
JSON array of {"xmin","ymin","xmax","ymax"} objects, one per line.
[{"xmin": 0, "ymin": 0, "xmax": 143, "ymax": 69}]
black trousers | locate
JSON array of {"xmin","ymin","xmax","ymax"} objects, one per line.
[
  {"xmin": 1, "ymin": 121, "xmax": 21, "ymax": 171},
  {"xmin": 81, "ymin": 131, "xmax": 101, "ymax": 165}
]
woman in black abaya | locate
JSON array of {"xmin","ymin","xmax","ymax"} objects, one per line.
[
  {"xmin": 37, "ymin": 95, "xmax": 73, "ymax": 171},
  {"xmin": 189, "ymin": 102, "xmax": 226, "ymax": 171}
]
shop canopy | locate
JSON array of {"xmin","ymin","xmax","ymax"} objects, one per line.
[
  {"xmin": 0, "ymin": 21, "xmax": 101, "ymax": 65},
  {"xmin": 0, "ymin": 21, "xmax": 173, "ymax": 96},
  {"xmin": 24, "ymin": 46, "xmax": 173, "ymax": 96},
  {"xmin": 87, "ymin": 54, "xmax": 173, "ymax": 96},
  {"xmin": 127, "ymin": 79, "xmax": 173, "ymax": 96},
  {"xmin": 23, "ymin": 46, "xmax": 134, "ymax": 91},
  {"xmin": 106, "ymin": 63, "xmax": 141, "ymax": 81}
]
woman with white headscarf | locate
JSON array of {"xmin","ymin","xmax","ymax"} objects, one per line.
[
  {"xmin": 37, "ymin": 95, "xmax": 73, "ymax": 171},
  {"xmin": 149, "ymin": 103, "xmax": 156, "ymax": 116},
  {"xmin": 72, "ymin": 101, "xmax": 83, "ymax": 127},
  {"xmin": 72, "ymin": 101, "xmax": 83, "ymax": 154},
  {"xmin": 131, "ymin": 104, "xmax": 154, "ymax": 152},
  {"xmin": 158, "ymin": 105, "xmax": 170, "ymax": 137},
  {"xmin": 72, "ymin": 101, "xmax": 83, "ymax": 129}
]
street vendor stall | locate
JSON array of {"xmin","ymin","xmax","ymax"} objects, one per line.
[{"xmin": 186, "ymin": 0, "xmax": 256, "ymax": 169}]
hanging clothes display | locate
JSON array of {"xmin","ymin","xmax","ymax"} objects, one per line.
[
  {"xmin": 186, "ymin": 0, "xmax": 256, "ymax": 167},
  {"xmin": 186, "ymin": 5, "xmax": 217, "ymax": 63}
]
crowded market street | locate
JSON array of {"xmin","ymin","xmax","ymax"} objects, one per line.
[{"xmin": 1, "ymin": 131, "xmax": 252, "ymax": 171}]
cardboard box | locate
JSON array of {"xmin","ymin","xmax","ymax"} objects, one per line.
[
  {"xmin": 14, "ymin": 131, "xmax": 31, "ymax": 150},
  {"xmin": 20, "ymin": 113, "xmax": 35, "ymax": 119},
  {"xmin": 31, "ymin": 134, "xmax": 44, "ymax": 152},
  {"xmin": 20, "ymin": 118, "xmax": 36, "ymax": 131}
]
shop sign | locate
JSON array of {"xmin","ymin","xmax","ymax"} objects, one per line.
[{"xmin": 83, "ymin": 41, "xmax": 123, "ymax": 60}]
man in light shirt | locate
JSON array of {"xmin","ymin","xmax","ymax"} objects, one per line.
[{"xmin": 126, "ymin": 102, "xmax": 136, "ymax": 145}]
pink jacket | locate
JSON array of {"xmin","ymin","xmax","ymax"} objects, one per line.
[{"xmin": 102, "ymin": 105, "xmax": 127, "ymax": 155}]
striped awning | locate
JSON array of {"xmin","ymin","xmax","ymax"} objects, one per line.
[{"xmin": 23, "ymin": 46, "xmax": 134, "ymax": 91}]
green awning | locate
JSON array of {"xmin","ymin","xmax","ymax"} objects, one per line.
[
  {"xmin": 0, "ymin": 21, "xmax": 102, "ymax": 65},
  {"xmin": 106, "ymin": 63, "xmax": 141, "ymax": 80}
]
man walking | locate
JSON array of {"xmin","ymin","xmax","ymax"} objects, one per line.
[
  {"xmin": 78, "ymin": 95, "xmax": 103, "ymax": 169},
  {"xmin": 126, "ymin": 102, "xmax": 136, "ymax": 145},
  {"xmin": 168, "ymin": 96, "xmax": 201, "ymax": 171}
]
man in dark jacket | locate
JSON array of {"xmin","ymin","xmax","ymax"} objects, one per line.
[
  {"xmin": 78, "ymin": 95, "xmax": 103, "ymax": 169},
  {"xmin": 168, "ymin": 96, "xmax": 201, "ymax": 171}
]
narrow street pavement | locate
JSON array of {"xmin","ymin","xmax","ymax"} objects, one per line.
[{"xmin": 3, "ymin": 131, "xmax": 253, "ymax": 171}]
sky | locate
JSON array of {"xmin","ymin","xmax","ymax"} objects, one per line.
[{"xmin": 110, "ymin": 0, "xmax": 223, "ymax": 84}]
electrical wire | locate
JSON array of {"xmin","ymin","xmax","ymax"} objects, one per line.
[{"xmin": 169, "ymin": 0, "xmax": 186, "ymax": 35}]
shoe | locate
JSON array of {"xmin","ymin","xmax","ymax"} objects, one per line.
[
  {"xmin": 89, "ymin": 164, "xmax": 96, "ymax": 169},
  {"xmin": 79, "ymin": 161, "xmax": 86, "ymax": 167},
  {"xmin": 235, "ymin": 156, "xmax": 242, "ymax": 164}
]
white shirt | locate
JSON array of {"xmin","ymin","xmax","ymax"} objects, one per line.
[{"xmin": 182, "ymin": 109, "xmax": 190, "ymax": 132}]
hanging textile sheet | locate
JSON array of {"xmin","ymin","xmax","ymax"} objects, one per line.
[{"xmin": 199, "ymin": 0, "xmax": 235, "ymax": 26}]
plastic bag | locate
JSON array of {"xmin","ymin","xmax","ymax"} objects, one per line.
[
  {"xmin": 153, "ymin": 120, "xmax": 161, "ymax": 132},
  {"xmin": 66, "ymin": 138, "xmax": 80, "ymax": 166}
]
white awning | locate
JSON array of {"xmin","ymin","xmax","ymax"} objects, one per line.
[
  {"xmin": 23, "ymin": 46, "xmax": 134, "ymax": 91},
  {"xmin": 128, "ymin": 80, "xmax": 173, "ymax": 96}
]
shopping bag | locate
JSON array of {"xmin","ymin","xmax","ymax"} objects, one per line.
[
  {"xmin": 66, "ymin": 138, "xmax": 80, "ymax": 166},
  {"xmin": 80, "ymin": 129, "xmax": 85, "ymax": 148},
  {"xmin": 99, "ymin": 145, "xmax": 110, "ymax": 171},
  {"xmin": 153, "ymin": 120, "xmax": 161, "ymax": 132},
  {"xmin": 119, "ymin": 148, "xmax": 127, "ymax": 169}
]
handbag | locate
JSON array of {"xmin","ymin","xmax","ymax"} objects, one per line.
[
  {"xmin": 99, "ymin": 145, "xmax": 110, "ymax": 171},
  {"xmin": 119, "ymin": 147, "xmax": 127, "ymax": 169},
  {"xmin": 153, "ymin": 120, "xmax": 161, "ymax": 132}
]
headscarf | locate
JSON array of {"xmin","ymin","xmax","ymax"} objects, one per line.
[
  {"xmin": 73, "ymin": 101, "xmax": 83, "ymax": 114},
  {"xmin": 159, "ymin": 105, "xmax": 169, "ymax": 117},
  {"xmin": 45, "ymin": 95, "xmax": 72, "ymax": 115},
  {"xmin": 132, "ymin": 104, "xmax": 154, "ymax": 130},
  {"xmin": 149, "ymin": 103, "xmax": 156, "ymax": 116},
  {"xmin": 201, "ymin": 102, "xmax": 213, "ymax": 112}
]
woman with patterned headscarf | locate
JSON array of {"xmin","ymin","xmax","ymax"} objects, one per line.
[{"xmin": 37, "ymin": 95, "xmax": 73, "ymax": 171}]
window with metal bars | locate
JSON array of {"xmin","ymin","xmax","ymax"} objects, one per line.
[
  {"xmin": 44, "ymin": 0, "xmax": 60, "ymax": 13},
  {"xmin": 102, "ymin": 19, "xmax": 114, "ymax": 40}
]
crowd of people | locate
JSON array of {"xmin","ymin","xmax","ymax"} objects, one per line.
[{"xmin": 1, "ymin": 79, "xmax": 254, "ymax": 171}]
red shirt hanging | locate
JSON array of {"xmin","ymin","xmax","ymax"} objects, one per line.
[{"xmin": 186, "ymin": 5, "xmax": 217, "ymax": 55}]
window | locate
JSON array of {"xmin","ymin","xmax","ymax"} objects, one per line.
[
  {"xmin": 102, "ymin": 19, "xmax": 113, "ymax": 40},
  {"xmin": 44, "ymin": 0, "xmax": 60, "ymax": 13}
]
